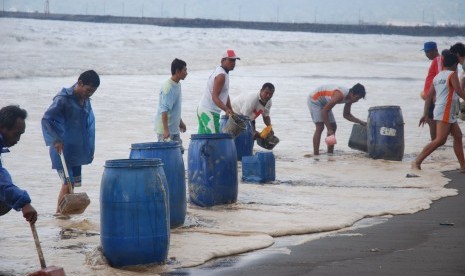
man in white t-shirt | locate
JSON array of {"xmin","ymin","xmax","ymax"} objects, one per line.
[
  {"xmin": 232, "ymin": 82, "xmax": 275, "ymax": 138},
  {"xmin": 197, "ymin": 49, "xmax": 240, "ymax": 134}
]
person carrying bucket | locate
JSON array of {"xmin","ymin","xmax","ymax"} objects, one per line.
[
  {"xmin": 232, "ymin": 82, "xmax": 275, "ymax": 139},
  {"xmin": 0, "ymin": 105, "xmax": 38, "ymax": 224},
  {"xmin": 413, "ymin": 50, "xmax": 465, "ymax": 173},
  {"xmin": 197, "ymin": 49, "xmax": 240, "ymax": 134},
  {"xmin": 154, "ymin": 58, "xmax": 188, "ymax": 153},
  {"xmin": 307, "ymin": 83, "xmax": 367, "ymax": 155},
  {"xmin": 41, "ymin": 70, "xmax": 100, "ymax": 217}
]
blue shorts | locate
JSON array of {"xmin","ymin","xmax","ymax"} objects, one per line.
[
  {"xmin": 57, "ymin": 166, "xmax": 82, "ymax": 187},
  {"xmin": 428, "ymin": 101, "xmax": 435, "ymax": 119}
]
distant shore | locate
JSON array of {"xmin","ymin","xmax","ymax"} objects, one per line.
[{"xmin": 2, "ymin": 11, "xmax": 464, "ymax": 37}]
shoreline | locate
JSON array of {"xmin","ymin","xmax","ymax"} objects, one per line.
[
  {"xmin": 1, "ymin": 11, "xmax": 464, "ymax": 37},
  {"xmin": 165, "ymin": 169, "xmax": 465, "ymax": 276}
]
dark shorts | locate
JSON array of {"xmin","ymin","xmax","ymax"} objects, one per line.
[
  {"xmin": 428, "ymin": 101, "xmax": 435, "ymax": 119},
  {"xmin": 57, "ymin": 166, "xmax": 82, "ymax": 187}
]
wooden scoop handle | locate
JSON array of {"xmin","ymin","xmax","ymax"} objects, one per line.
[
  {"xmin": 30, "ymin": 223, "xmax": 46, "ymax": 269},
  {"xmin": 59, "ymin": 152, "xmax": 74, "ymax": 193}
]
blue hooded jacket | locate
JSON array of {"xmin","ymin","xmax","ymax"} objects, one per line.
[
  {"xmin": 41, "ymin": 84, "xmax": 95, "ymax": 169},
  {"xmin": 0, "ymin": 135, "xmax": 31, "ymax": 212}
]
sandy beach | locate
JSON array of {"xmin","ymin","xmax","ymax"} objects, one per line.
[{"xmin": 164, "ymin": 169, "xmax": 465, "ymax": 276}]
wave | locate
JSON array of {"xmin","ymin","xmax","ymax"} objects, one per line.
[
  {"xmin": 2, "ymin": 17, "xmax": 462, "ymax": 79},
  {"xmin": 300, "ymin": 75, "xmax": 421, "ymax": 81}
]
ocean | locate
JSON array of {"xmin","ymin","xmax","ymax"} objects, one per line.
[
  {"xmin": 5, "ymin": 0, "xmax": 465, "ymax": 26},
  {"xmin": 0, "ymin": 17, "xmax": 464, "ymax": 275}
]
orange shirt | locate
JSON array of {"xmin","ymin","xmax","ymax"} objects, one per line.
[{"xmin": 423, "ymin": 55, "xmax": 443, "ymax": 96}]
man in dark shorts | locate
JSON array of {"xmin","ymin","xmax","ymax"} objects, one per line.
[
  {"xmin": 421, "ymin": 41, "xmax": 443, "ymax": 140},
  {"xmin": 42, "ymin": 70, "xmax": 100, "ymax": 216}
]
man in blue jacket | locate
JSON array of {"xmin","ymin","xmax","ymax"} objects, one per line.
[
  {"xmin": 0, "ymin": 105, "xmax": 38, "ymax": 223},
  {"xmin": 42, "ymin": 70, "xmax": 100, "ymax": 216}
]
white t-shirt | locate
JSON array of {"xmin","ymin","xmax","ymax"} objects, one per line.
[
  {"xmin": 199, "ymin": 66, "xmax": 229, "ymax": 114},
  {"xmin": 433, "ymin": 70, "xmax": 459, "ymax": 123},
  {"xmin": 232, "ymin": 91, "xmax": 272, "ymax": 120}
]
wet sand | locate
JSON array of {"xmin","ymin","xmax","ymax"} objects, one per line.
[{"xmin": 165, "ymin": 169, "xmax": 465, "ymax": 276}]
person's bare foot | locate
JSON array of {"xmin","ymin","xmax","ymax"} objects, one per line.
[
  {"xmin": 460, "ymin": 167, "xmax": 465, "ymax": 173},
  {"xmin": 411, "ymin": 161, "xmax": 421, "ymax": 170}
]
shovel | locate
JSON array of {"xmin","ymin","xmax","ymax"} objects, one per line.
[
  {"xmin": 58, "ymin": 152, "xmax": 90, "ymax": 215},
  {"xmin": 27, "ymin": 223, "xmax": 66, "ymax": 276}
]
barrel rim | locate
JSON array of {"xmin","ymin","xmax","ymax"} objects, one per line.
[
  {"xmin": 104, "ymin": 158, "xmax": 163, "ymax": 168},
  {"xmin": 368, "ymin": 105, "xmax": 401, "ymax": 111},
  {"xmin": 220, "ymin": 114, "xmax": 250, "ymax": 121},
  {"xmin": 190, "ymin": 133, "xmax": 234, "ymax": 139},
  {"xmin": 130, "ymin": 141, "xmax": 180, "ymax": 149}
]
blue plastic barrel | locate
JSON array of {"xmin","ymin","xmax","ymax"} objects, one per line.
[
  {"xmin": 130, "ymin": 142, "xmax": 186, "ymax": 228},
  {"xmin": 100, "ymin": 159, "xmax": 170, "ymax": 267},
  {"xmin": 188, "ymin": 134, "xmax": 238, "ymax": 207},
  {"xmin": 220, "ymin": 115, "xmax": 254, "ymax": 161},
  {"xmin": 242, "ymin": 152, "xmax": 276, "ymax": 183},
  {"xmin": 367, "ymin": 106, "xmax": 404, "ymax": 161}
]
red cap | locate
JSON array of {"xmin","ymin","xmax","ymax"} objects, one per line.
[{"xmin": 222, "ymin": 49, "xmax": 240, "ymax": 60}]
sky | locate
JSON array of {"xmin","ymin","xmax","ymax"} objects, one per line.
[{"xmin": 3, "ymin": 0, "xmax": 465, "ymax": 26}]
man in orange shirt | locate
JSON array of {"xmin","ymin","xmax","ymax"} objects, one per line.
[
  {"xmin": 307, "ymin": 83, "xmax": 366, "ymax": 155},
  {"xmin": 421, "ymin": 41, "xmax": 443, "ymax": 140}
]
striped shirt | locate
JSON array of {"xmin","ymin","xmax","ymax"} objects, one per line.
[
  {"xmin": 433, "ymin": 70, "xmax": 459, "ymax": 123},
  {"xmin": 309, "ymin": 85, "xmax": 350, "ymax": 107}
]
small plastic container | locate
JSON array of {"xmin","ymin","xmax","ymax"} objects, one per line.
[
  {"xmin": 256, "ymin": 135, "xmax": 279, "ymax": 150},
  {"xmin": 242, "ymin": 152, "xmax": 275, "ymax": 183},
  {"xmin": 222, "ymin": 115, "xmax": 246, "ymax": 138},
  {"xmin": 348, "ymin": 124, "xmax": 368, "ymax": 152},
  {"xmin": 325, "ymin": 135, "xmax": 337, "ymax": 146},
  {"xmin": 259, "ymin": 125, "xmax": 273, "ymax": 139}
]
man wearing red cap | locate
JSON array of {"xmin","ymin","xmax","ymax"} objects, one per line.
[
  {"xmin": 197, "ymin": 49, "xmax": 240, "ymax": 134},
  {"xmin": 421, "ymin": 41, "xmax": 443, "ymax": 140}
]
